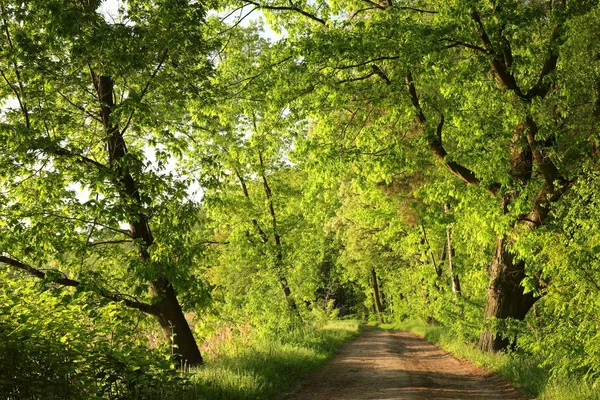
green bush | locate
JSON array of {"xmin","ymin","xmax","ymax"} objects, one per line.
[{"xmin": 0, "ymin": 275, "xmax": 183, "ymax": 399}]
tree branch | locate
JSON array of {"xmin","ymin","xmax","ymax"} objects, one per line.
[
  {"xmin": 337, "ymin": 71, "xmax": 376, "ymax": 84},
  {"xmin": 360, "ymin": 0, "xmax": 385, "ymax": 10},
  {"xmin": 1, "ymin": 5, "xmax": 30, "ymax": 129},
  {"xmin": 336, "ymin": 56, "xmax": 400, "ymax": 70},
  {"xmin": 86, "ymin": 240, "xmax": 133, "ymax": 247},
  {"xmin": 121, "ymin": 48, "xmax": 169, "ymax": 136},
  {"xmin": 371, "ymin": 64, "xmax": 391, "ymax": 84},
  {"xmin": 524, "ymin": 116, "xmax": 566, "ymax": 191},
  {"xmin": 57, "ymin": 90, "xmax": 103, "ymax": 123},
  {"xmin": 395, "ymin": 6, "xmax": 438, "ymax": 14},
  {"xmin": 47, "ymin": 145, "xmax": 109, "ymax": 172},
  {"xmin": 525, "ymin": 24, "xmax": 561, "ymax": 100},
  {"xmin": 470, "ymin": 11, "xmax": 526, "ymax": 99},
  {"xmin": 244, "ymin": 0, "xmax": 327, "ymax": 26},
  {"xmin": 24, "ymin": 211, "xmax": 132, "ymax": 237},
  {"xmin": 0, "ymin": 255, "xmax": 158, "ymax": 315},
  {"xmin": 405, "ymin": 73, "xmax": 499, "ymax": 194},
  {"xmin": 234, "ymin": 168, "xmax": 270, "ymax": 243},
  {"xmin": 441, "ymin": 39, "xmax": 488, "ymax": 53}
]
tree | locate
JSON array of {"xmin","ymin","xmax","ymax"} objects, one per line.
[
  {"xmin": 0, "ymin": 0, "xmax": 216, "ymax": 365},
  {"xmin": 235, "ymin": 0, "xmax": 600, "ymax": 351}
]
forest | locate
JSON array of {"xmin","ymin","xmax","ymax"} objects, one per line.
[{"xmin": 0, "ymin": 0, "xmax": 599, "ymax": 399}]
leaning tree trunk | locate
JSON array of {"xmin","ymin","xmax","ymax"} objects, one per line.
[
  {"xmin": 478, "ymin": 236, "xmax": 537, "ymax": 352},
  {"xmin": 94, "ymin": 74, "xmax": 202, "ymax": 366},
  {"xmin": 370, "ymin": 268, "xmax": 384, "ymax": 323},
  {"xmin": 444, "ymin": 204, "xmax": 461, "ymax": 296},
  {"xmin": 151, "ymin": 277, "xmax": 203, "ymax": 367}
]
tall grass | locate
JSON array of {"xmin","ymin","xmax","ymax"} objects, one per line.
[
  {"xmin": 382, "ymin": 319, "xmax": 599, "ymax": 400},
  {"xmin": 172, "ymin": 320, "xmax": 362, "ymax": 400}
]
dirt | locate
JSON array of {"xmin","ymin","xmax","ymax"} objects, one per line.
[{"xmin": 281, "ymin": 328, "xmax": 529, "ymax": 400}]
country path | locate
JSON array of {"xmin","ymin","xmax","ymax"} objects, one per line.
[{"xmin": 281, "ymin": 327, "xmax": 529, "ymax": 400}]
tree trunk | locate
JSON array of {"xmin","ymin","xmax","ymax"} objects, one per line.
[
  {"xmin": 370, "ymin": 268, "xmax": 383, "ymax": 323},
  {"xmin": 151, "ymin": 278, "xmax": 203, "ymax": 367},
  {"xmin": 444, "ymin": 204, "xmax": 461, "ymax": 296},
  {"xmin": 258, "ymin": 152, "xmax": 301, "ymax": 316},
  {"xmin": 421, "ymin": 225, "xmax": 442, "ymax": 279},
  {"xmin": 94, "ymin": 74, "xmax": 202, "ymax": 366},
  {"xmin": 278, "ymin": 271, "xmax": 300, "ymax": 314},
  {"xmin": 478, "ymin": 236, "xmax": 537, "ymax": 352}
]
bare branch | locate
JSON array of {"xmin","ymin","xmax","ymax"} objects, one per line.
[
  {"xmin": 121, "ymin": 48, "xmax": 169, "ymax": 136},
  {"xmin": 87, "ymin": 240, "xmax": 133, "ymax": 247},
  {"xmin": 336, "ymin": 56, "xmax": 400, "ymax": 70},
  {"xmin": 244, "ymin": 0, "xmax": 327, "ymax": 26}
]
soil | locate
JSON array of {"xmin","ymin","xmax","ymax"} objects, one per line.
[{"xmin": 281, "ymin": 328, "xmax": 529, "ymax": 400}]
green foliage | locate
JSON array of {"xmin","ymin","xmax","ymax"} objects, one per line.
[
  {"xmin": 513, "ymin": 164, "xmax": 600, "ymax": 385},
  {"xmin": 0, "ymin": 272, "xmax": 183, "ymax": 399}
]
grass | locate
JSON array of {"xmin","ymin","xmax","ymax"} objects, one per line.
[
  {"xmin": 172, "ymin": 320, "xmax": 362, "ymax": 400},
  {"xmin": 381, "ymin": 319, "xmax": 599, "ymax": 400}
]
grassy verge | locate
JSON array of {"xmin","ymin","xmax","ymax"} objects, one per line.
[
  {"xmin": 380, "ymin": 319, "xmax": 599, "ymax": 400},
  {"xmin": 175, "ymin": 320, "xmax": 361, "ymax": 400}
]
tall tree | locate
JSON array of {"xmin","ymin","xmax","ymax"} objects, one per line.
[
  {"xmin": 0, "ymin": 0, "xmax": 216, "ymax": 365},
  {"xmin": 235, "ymin": 0, "xmax": 600, "ymax": 350}
]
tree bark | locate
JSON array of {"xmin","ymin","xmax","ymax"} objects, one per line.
[
  {"xmin": 370, "ymin": 268, "xmax": 383, "ymax": 323},
  {"xmin": 478, "ymin": 236, "xmax": 537, "ymax": 352},
  {"xmin": 420, "ymin": 224, "xmax": 442, "ymax": 279},
  {"xmin": 94, "ymin": 74, "xmax": 202, "ymax": 366},
  {"xmin": 151, "ymin": 277, "xmax": 203, "ymax": 367},
  {"xmin": 444, "ymin": 204, "xmax": 461, "ymax": 296},
  {"xmin": 258, "ymin": 152, "xmax": 301, "ymax": 315}
]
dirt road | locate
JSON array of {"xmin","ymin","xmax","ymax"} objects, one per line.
[{"xmin": 282, "ymin": 328, "xmax": 528, "ymax": 400}]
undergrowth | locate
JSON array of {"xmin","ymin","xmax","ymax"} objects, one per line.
[
  {"xmin": 178, "ymin": 319, "xmax": 362, "ymax": 400},
  {"xmin": 381, "ymin": 319, "xmax": 599, "ymax": 400}
]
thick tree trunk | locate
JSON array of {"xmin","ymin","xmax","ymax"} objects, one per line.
[
  {"xmin": 370, "ymin": 268, "xmax": 383, "ymax": 323},
  {"xmin": 478, "ymin": 236, "xmax": 537, "ymax": 352},
  {"xmin": 94, "ymin": 74, "xmax": 202, "ymax": 366},
  {"xmin": 151, "ymin": 278, "xmax": 203, "ymax": 367}
]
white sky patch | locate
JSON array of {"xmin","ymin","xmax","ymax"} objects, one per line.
[
  {"xmin": 143, "ymin": 145, "xmax": 204, "ymax": 203},
  {"xmin": 66, "ymin": 182, "xmax": 92, "ymax": 203},
  {"xmin": 97, "ymin": 0, "xmax": 128, "ymax": 24},
  {"xmin": 211, "ymin": 5, "xmax": 285, "ymax": 42}
]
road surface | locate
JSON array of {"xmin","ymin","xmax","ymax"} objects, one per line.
[{"xmin": 282, "ymin": 328, "xmax": 528, "ymax": 400}]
